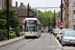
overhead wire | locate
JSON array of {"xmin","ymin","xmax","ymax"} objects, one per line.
[{"xmin": 27, "ymin": 0, "xmax": 29, "ymax": 3}]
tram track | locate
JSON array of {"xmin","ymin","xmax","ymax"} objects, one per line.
[
  {"xmin": 38, "ymin": 33, "xmax": 47, "ymax": 50},
  {"xmin": 1, "ymin": 38, "xmax": 34, "ymax": 50},
  {"xmin": 17, "ymin": 39, "xmax": 34, "ymax": 50}
]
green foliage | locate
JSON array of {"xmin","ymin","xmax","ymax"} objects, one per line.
[
  {"xmin": 0, "ymin": 8, "xmax": 20, "ymax": 28},
  {"xmin": 0, "ymin": 29, "xmax": 8, "ymax": 40},
  {"xmin": 22, "ymin": 33, "xmax": 24, "ymax": 36},
  {"xmin": 10, "ymin": 28, "xmax": 20, "ymax": 37},
  {"xmin": 10, "ymin": 33, "xmax": 16, "ymax": 39},
  {"xmin": 17, "ymin": 25, "xmax": 23, "ymax": 32},
  {"xmin": 0, "ymin": 19, "xmax": 7, "ymax": 29},
  {"xmin": 4, "ymin": 36, "xmax": 8, "ymax": 40},
  {"xmin": 34, "ymin": 10, "xmax": 57, "ymax": 27}
]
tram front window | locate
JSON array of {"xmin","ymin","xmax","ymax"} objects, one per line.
[
  {"xmin": 27, "ymin": 26, "xmax": 35, "ymax": 31},
  {"xmin": 25, "ymin": 20, "xmax": 37, "ymax": 32}
]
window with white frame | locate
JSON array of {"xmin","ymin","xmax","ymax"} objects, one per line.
[
  {"xmin": 73, "ymin": 25, "xmax": 75, "ymax": 30},
  {"xmin": 73, "ymin": 0, "xmax": 75, "ymax": 6},
  {"xmin": 0, "ymin": 0, "xmax": 2, "ymax": 9},
  {"xmin": 0, "ymin": 0, "xmax": 5, "ymax": 9}
]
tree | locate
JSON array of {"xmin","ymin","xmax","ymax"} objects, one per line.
[
  {"xmin": 34, "ymin": 10, "xmax": 57, "ymax": 27},
  {"xmin": 0, "ymin": 8, "xmax": 20, "ymax": 28},
  {"xmin": 0, "ymin": 19, "xmax": 7, "ymax": 29}
]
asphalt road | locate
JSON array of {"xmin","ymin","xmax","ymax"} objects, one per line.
[{"xmin": 0, "ymin": 33, "xmax": 75, "ymax": 50}]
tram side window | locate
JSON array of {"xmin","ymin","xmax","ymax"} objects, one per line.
[
  {"xmin": 25, "ymin": 23, "xmax": 27, "ymax": 31},
  {"xmin": 38, "ymin": 24, "xmax": 41, "ymax": 30}
]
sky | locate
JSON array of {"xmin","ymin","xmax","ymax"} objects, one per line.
[{"xmin": 12, "ymin": 0, "xmax": 61, "ymax": 12}]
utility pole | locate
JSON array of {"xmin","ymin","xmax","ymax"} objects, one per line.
[
  {"xmin": 54, "ymin": 10, "xmax": 55, "ymax": 28},
  {"xmin": 61, "ymin": 0, "xmax": 62, "ymax": 22},
  {"xmin": 28, "ymin": 3, "xmax": 29, "ymax": 18},
  {"xmin": 49, "ymin": 18, "xmax": 50, "ymax": 32},
  {"xmin": 61, "ymin": 0, "xmax": 63, "ymax": 29},
  {"xmin": 33, "ymin": 12, "xmax": 34, "ymax": 18},
  {"xmin": 7, "ymin": 0, "xmax": 9, "ymax": 39}
]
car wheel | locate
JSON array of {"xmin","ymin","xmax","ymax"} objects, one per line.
[
  {"xmin": 61, "ymin": 41, "xmax": 65, "ymax": 46},
  {"xmin": 57, "ymin": 37, "xmax": 59, "ymax": 39}
]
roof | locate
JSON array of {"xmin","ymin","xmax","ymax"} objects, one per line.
[{"xmin": 17, "ymin": 3, "xmax": 34, "ymax": 17}]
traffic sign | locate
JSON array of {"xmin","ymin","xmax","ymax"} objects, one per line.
[{"xmin": 59, "ymin": 22, "xmax": 63, "ymax": 25}]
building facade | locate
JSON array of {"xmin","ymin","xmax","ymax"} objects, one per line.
[
  {"xmin": 69, "ymin": 0, "xmax": 75, "ymax": 30},
  {"xmin": 57, "ymin": 0, "xmax": 75, "ymax": 30},
  {"xmin": 0, "ymin": 0, "xmax": 12, "ymax": 9},
  {"xmin": 17, "ymin": 3, "xmax": 38, "ymax": 25},
  {"xmin": 62, "ymin": 0, "xmax": 69, "ymax": 28}
]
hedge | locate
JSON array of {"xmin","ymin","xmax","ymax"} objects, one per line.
[
  {"xmin": 10, "ymin": 33, "xmax": 16, "ymax": 39},
  {"xmin": 0, "ymin": 29, "xmax": 8, "ymax": 40}
]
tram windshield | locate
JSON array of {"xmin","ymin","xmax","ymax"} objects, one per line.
[{"xmin": 25, "ymin": 20, "xmax": 37, "ymax": 32}]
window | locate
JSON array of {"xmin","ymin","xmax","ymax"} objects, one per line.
[
  {"xmin": 73, "ymin": 10, "xmax": 75, "ymax": 21},
  {"xmin": 73, "ymin": 25, "xmax": 75, "ymax": 30},
  {"xmin": 22, "ymin": 19, "xmax": 25, "ymax": 23},
  {"xmin": 73, "ymin": 0, "xmax": 75, "ymax": 7},
  {"xmin": 0, "ymin": 0, "xmax": 2, "ymax": 9}
]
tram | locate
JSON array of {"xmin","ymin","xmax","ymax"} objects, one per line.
[{"xmin": 24, "ymin": 18, "xmax": 41, "ymax": 38}]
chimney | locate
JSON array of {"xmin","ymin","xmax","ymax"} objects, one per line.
[{"xmin": 16, "ymin": 1, "xmax": 18, "ymax": 8}]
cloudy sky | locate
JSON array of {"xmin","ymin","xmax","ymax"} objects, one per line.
[{"xmin": 12, "ymin": 0, "xmax": 61, "ymax": 12}]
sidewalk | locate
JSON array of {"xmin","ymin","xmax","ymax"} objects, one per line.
[{"xmin": 0, "ymin": 36, "xmax": 24, "ymax": 47}]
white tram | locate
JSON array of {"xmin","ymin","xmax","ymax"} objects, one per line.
[{"xmin": 24, "ymin": 18, "xmax": 41, "ymax": 38}]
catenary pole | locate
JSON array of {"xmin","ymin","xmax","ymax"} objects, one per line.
[
  {"xmin": 61, "ymin": 0, "xmax": 63, "ymax": 29},
  {"xmin": 61, "ymin": 0, "xmax": 62, "ymax": 22},
  {"xmin": 7, "ymin": 0, "xmax": 9, "ymax": 39},
  {"xmin": 28, "ymin": 3, "xmax": 29, "ymax": 18},
  {"xmin": 54, "ymin": 10, "xmax": 55, "ymax": 28}
]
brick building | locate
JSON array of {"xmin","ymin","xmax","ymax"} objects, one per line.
[{"xmin": 17, "ymin": 3, "xmax": 38, "ymax": 25}]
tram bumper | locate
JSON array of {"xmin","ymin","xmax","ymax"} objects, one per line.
[{"xmin": 24, "ymin": 32, "xmax": 38, "ymax": 37}]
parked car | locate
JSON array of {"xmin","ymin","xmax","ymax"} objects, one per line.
[
  {"xmin": 52, "ymin": 28, "xmax": 55, "ymax": 34},
  {"xmin": 59, "ymin": 28, "xmax": 73, "ymax": 43},
  {"xmin": 57, "ymin": 30, "xmax": 62, "ymax": 39},
  {"xmin": 44, "ymin": 30, "xmax": 47, "ymax": 32},
  {"xmin": 41, "ymin": 29, "xmax": 44, "ymax": 33},
  {"xmin": 61, "ymin": 30, "xmax": 75, "ymax": 46},
  {"xmin": 54, "ymin": 28, "xmax": 60, "ymax": 36}
]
